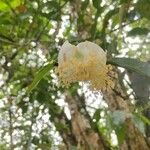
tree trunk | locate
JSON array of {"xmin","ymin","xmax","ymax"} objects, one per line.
[
  {"xmin": 65, "ymin": 94, "xmax": 109, "ymax": 150},
  {"xmin": 102, "ymin": 69, "xmax": 150, "ymax": 150}
]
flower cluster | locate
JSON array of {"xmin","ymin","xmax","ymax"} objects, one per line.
[{"xmin": 56, "ymin": 41, "xmax": 113, "ymax": 90}]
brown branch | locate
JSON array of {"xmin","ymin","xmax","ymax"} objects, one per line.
[
  {"xmin": 8, "ymin": 103, "xmax": 14, "ymax": 150},
  {"xmin": 110, "ymin": 19, "xmax": 140, "ymax": 33},
  {"xmin": 65, "ymin": 93, "xmax": 110, "ymax": 150}
]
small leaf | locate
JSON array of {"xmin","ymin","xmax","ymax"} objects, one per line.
[
  {"xmin": 112, "ymin": 110, "xmax": 127, "ymax": 125},
  {"xmin": 107, "ymin": 40, "xmax": 118, "ymax": 54},
  {"xmin": 92, "ymin": 0, "xmax": 101, "ymax": 9},
  {"xmin": 119, "ymin": 0, "xmax": 130, "ymax": 4},
  {"xmin": 32, "ymin": 136, "xmax": 39, "ymax": 145},
  {"xmin": 132, "ymin": 114, "xmax": 145, "ymax": 134},
  {"xmin": 0, "ymin": 0, "xmax": 22, "ymax": 11},
  {"xmin": 136, "ymin": 0, "xmax": 150, "ymax": 19},
  {"xmin": 81, "ymin": 0, "xmax": 89, "ymax": 10},
  {"xmin": 134, "ymin": 113, "xmax": 150, "ymax": 125},
  {"xmin": 108, "ymin": 58, "xmax": 150, "ymax": 79},
  {"xmin": 47, "ymin": 1, "xmax": 60, "ymax": 9},
  {"xmin": 115, "ymin": 124, "xmax": 126, "ymax": 145},
  {"xmin": 27, "ymin": 62, "xmax": 54, "ymax": 93},
  {"xmin": 140, "ymin": 115, "xmax": 150, "ymax": 125},
  {"xmin": 93, "ymin": 109, "xmax": 102, "ymax": 122},
  {"xmin": 128, "ymin": 27, "xmax": 149, "ymax": 36}
]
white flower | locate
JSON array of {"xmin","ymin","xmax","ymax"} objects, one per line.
[
  {"xmin": 56, "ymin": 41, "xmax": 113, "ymax": 90},
  {"xmin": 58, "ymin": 41, "xmax": 77, "ymax": 64},
  {"xmin": 58, "ymin": 41, "xmax": 106, "ymax": 65}
]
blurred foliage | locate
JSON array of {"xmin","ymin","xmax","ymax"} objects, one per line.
[{"xmin": 0, "ymin": 0, "xmax": 150, "ymax": 149}]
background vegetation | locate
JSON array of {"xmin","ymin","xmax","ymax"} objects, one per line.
[{"xmin": 0, "ymin": 0, "xmax": 150, "ymax": 149}]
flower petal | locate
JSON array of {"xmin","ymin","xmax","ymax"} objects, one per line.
[
  {"xmin": 58, "ymin": 41, "xmax": 77, "ymax": 64},
  {"xmin": 77, "ymin": 41, "xmax": 106, "ymax": 64}
]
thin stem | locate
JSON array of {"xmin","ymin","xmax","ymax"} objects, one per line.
[{"xmin": 9, "ymin": 107, "xmax": 13, "ymax": 150}]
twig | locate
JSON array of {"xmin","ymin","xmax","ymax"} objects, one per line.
[
  {"xmin": 9, "ymin": 107, "xmax": 13, "ymax": 150},
  {"xmin": 110, "ymin": 19, "xmax": 140, "ymax": 33}
]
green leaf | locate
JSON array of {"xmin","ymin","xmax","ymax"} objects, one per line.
[
  {"xmin": 32, "ymin": 136, "xmax": 39, "ymax": 145},
  {"xmin": 27, "ymin": 62, "xmax": 54, "ymax": 93},
  {"xmin": 136, "ymin": 0, "xmax": 150, "ymax": 19},
  {"xmin": 36, "ymin": 79, "xmax": 52, "ymax": 103},
  {"xmin": 55, "ymin": 122, "xmax": 67, "ymax": 131},
  {"xmin": 46, "ymin": 1, "xmax": 60, "ymax": 9},
  {"xmin": 119, "ymin": 0, "xmax": 130, "ymax": 4},
  {"xmin": 107, "ymin": 40, "xmax": 118, "ymax": 54},
  {"xmin": 134, "ymin": 113, "xmax": 150, "ymax": 125},
  {"xmin": 108, "ymin": 58, "xmax": 150, "ymax": 79},
  {"xmin": 69, "ymin": 83, "xmax": 80, "ymax": 96},
  {"xmin": 92, "ymin": 0, "xmax": 101, "ymax": 9},
  {"xmin": 115, "ymin": 124, "xmax": 126, "ymax": 145},
  {"xmin": 112, "ymin": 110, "xmax": 127, "ymax": 125},
  {"xmin": 81, "ymin": 0, "xmax": 89, "ymax": 10},
  {"xmin": 132, "ymin": 114, "xmax": 145, "ymax": 134},
  {"xmin": 93, "ymin": 109, "xmax": 102, "ymax": 122},
  {"xmin": 128, "ymin": 27, "xmax": 149, "ymax": 36},
  {"xmin": 0, "ymin": 0, "xmax": 22, "ymax": 11},
  {"xmin": 140, "ymin": 115, "xmax": 150, "ymax": 125}
]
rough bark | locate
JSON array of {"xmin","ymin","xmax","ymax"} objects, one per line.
[
  {"xmin": 65, "ymin": 94, "xmax": 109, "ymax": 150},
  {"xmin": 102, "ymin": 69, "xmax": 150, "ymax": 150}
]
